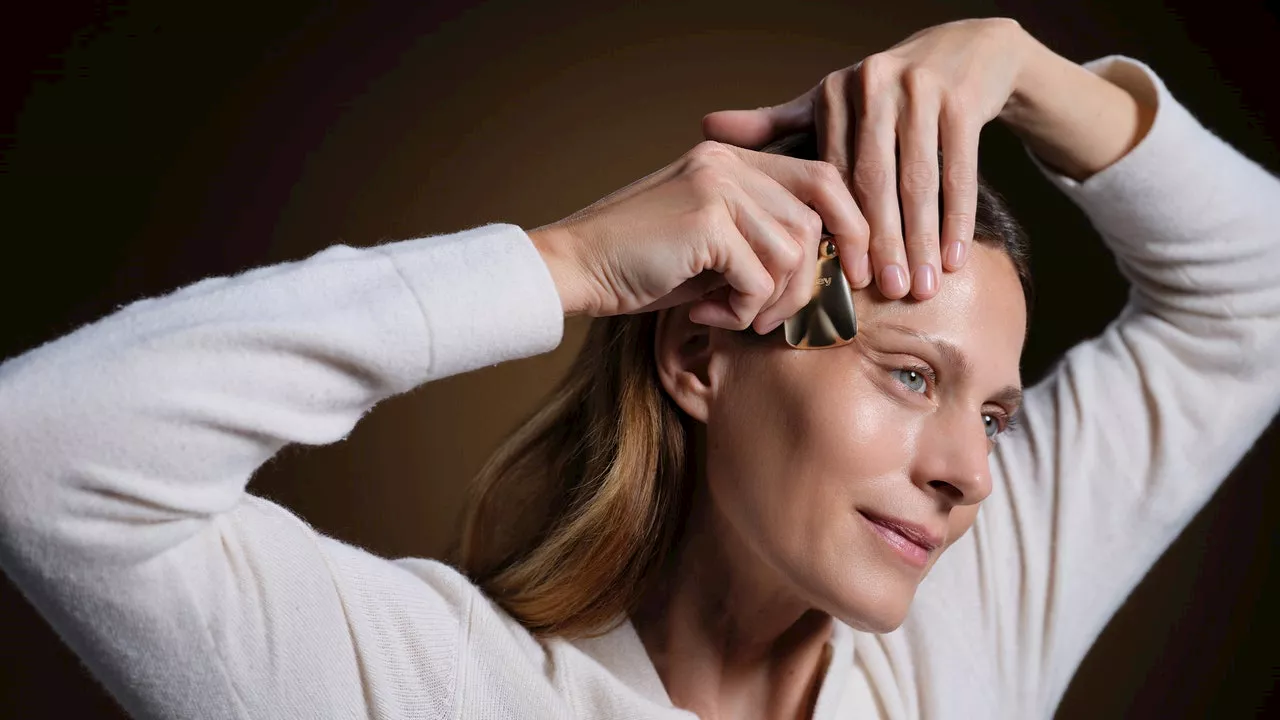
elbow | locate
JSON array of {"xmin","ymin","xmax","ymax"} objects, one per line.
[
  {"xmin": 0, "ymin": 351, "xmax": 74, "ymax": 549},
  {"xmin": 0, "ymin": 364, "xmax": 41, "ymax": 533}
]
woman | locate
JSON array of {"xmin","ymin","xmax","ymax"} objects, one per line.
[{"xmin": 0, "ymin": 17, "xmax": 1276, "ymax": 720}]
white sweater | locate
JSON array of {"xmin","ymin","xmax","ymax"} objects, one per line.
[{"xmin": 1, "ymin": 56, "xmax": 1277, "ymax": 720}]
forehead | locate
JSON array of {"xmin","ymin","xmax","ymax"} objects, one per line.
[{"xmin": 853, "ymin": 245, "xmax": 1026, "ymax": 384}]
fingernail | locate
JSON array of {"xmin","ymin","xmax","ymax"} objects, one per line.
[
  {"xmin": 945, "ymin": 241, "xmax": 967, "ymax": 270},
  {"xmin": 855, "ymin": 253, "xmax": 872, "ymax": 287},
  {"xmin": 913, "ymin": 264, "xmax": 938, "ymax": 297},
  {"xmin": 880, "ymin": 264, "xmax": 909, "ymax": 298}
]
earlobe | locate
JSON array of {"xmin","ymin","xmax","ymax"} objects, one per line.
[{"xmin": 654, "ymin": 307, "xmax": 717, "ymax": 423}]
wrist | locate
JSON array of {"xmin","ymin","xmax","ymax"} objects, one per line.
[
  {"xmin": 998, "ymin": 37, "xmax": 1152, "ymax": 181},
  {"xmin": 529, "ymin": 223, "xmax": 596, "ymax": 317},
  {"xmin": 999, "ymin": 29, "xmax": 1060, "ymax": 131}
]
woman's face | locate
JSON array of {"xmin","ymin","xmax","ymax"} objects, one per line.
[{"xmin": 664, "ymin": 243, "xmax": 1027, "ymax": 633}]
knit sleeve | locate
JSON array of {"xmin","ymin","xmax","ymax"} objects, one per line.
[
  {"xmin": 953, "ymin": 57, "xmax": 1280, "ymax": 715},
  {"xmin": 0, "ymin": 224, "xmax": 564, "ymax": 718}
]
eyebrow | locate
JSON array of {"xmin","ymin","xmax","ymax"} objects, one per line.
[{"xmin": 876, "ymin": 323, "xmax": 1024, "ymax": 410}]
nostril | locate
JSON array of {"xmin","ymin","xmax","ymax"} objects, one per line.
[{"xmin": 927, "ymin": 479, "xmax": 964, "ymax": 502}]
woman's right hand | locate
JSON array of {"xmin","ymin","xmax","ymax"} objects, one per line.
[{"xmin": 529, "ymin": 141, "xmax": 867, "ymax": 334}]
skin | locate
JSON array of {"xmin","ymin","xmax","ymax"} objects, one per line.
[
  {"xmin": 532, "ymin": 18, "xmax": 1157, "ymax": 720},
  {"xmin": 701, "ymin": 18, "xmax": 1156, "ymax": 301},
  {"xmin": 639, "ymin": 242, "xmax": 1026, "ymax": 719}
]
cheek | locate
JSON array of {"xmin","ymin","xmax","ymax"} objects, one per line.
[
  {"xmin": 705, "ymin": 354, "xmax": 925, "ymax": 554},
  {"xmin": 945, "ymin": 505, "xmax": 981, "ymax": 547}
]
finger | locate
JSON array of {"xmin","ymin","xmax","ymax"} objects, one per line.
[
  {"xmin": 738, "ymin": 149, "xmax": 872, "ymax": 289},
  {"xmin": 820, "ymin": 68, "xmax": 875, "ymax": 288},
  {"xmin": 687, "ymin": 202, "xmax": 778, "ymax": 330},
  {"xmin": 631, "ymin": 270, "xmax": 726, "ymax": 314},
  {"xmin": 726, "ymin": 189, "xmax": 807, "ymax": 333},
  {"xmin": 732, "ymin": 166, "xmax": 825, "ymax": 331},
  {"xmin": 815, "ymin": 70, "xmax": 853, "ymax": 185},
  {"xmin": 898, "ymin": 87, "xmax": 942, "ymax": 300},
  {"xmin": 687, "ymin": 285, "xmax": 739, "ymax": 328},
  {"xmin": 701, "ymin": 88, "xmax": 816, "ymax": 149},
  {"xmin": 851, "ymin": 80, "xmax": 908, "ymax": 300},
  {"xmin": 939, "ymin": 102, "xmax": 979, "ymax": 272}
]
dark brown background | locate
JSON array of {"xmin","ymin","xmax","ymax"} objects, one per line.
[{"xmin": 2, "ymin": 0, "xmax": 1277, "ymax": 716}]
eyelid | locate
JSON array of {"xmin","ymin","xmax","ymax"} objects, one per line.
[
  {"xmin": 984, "ymin": 407, "xmax": 1020, "ymax": 439},
  {"xmin": 888, "ymin": 355, "xmax": 1020, "ymax": 438},
  {"xmin": 884, "ymin": 356, "xmax": 938, "ymax": 393},
  {"xmin": 914, "ymin": 363, "xmax": 939, "ymax": 389}
]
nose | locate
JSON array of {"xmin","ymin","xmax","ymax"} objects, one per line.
[{"xmin": 909, "ymin": 409, "xmax": 993, "ymax": 506}]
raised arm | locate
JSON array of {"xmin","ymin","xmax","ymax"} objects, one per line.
[
  {"xmin": 0, "ymin": 225, "xmax": 566, "ymax": 717},
  {"xmin": 0, "ymin": 127, "xmax": 870, "ymax": 715},
  {"xmin": 894, "ymin": 46, "xmax": 1280, "ymax": 720},
  {"xmin": 979, "ymin": 55, "xmax": 1280, "ymax": 711},
  {"xmin": 702, "ymin": 20, "xmax": 1280, "ymax": 716}
]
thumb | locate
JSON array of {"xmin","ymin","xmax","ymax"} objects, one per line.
[{"xmin": 701, "ymin": 90, "xmax": 816, "ymax": 149}]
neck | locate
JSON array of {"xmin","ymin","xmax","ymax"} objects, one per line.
[{"xmin": 633, "ymin": 468, "xmax": 834, "ymax": 720}]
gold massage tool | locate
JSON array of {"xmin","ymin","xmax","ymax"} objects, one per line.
[{"xmin": 781, "ymin": 235, "xmax": 858, "ymax": 349}]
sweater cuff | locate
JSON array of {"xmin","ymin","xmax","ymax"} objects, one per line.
[
  {"xmin": 1024, "ymin": 56, "xmax": 1205, "ymax": 244},
  {"xmin": 375, "ymin": 224, "xmax": 565, "ymax": 379}
]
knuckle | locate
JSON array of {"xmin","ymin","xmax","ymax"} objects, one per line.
[
  {"xmin": 801, "ymin": 207, "xmax": 824, "ymax": 239},
  {"xmin": 809, "ymin": 160, "xmax": 845, "ymax": 189},
  {"xmin": 818, "ymin": 71, "xmax": 845, "ymax": 110},
  {"xmin": 755, "ymin": 275, "xmax": 777, "ymax": 304},
  {"xmin": 778, "ymin": 235, "xmax": 805, "ymax": 267},
  {"xmin": 901, "ymin": 66, "xmax": 935, "ymax": 95},
  {"xmin": 900, "ymin": 159, "xmax": 938, "ymax": 195},
  {"xmin": 852, "ymin": 160, "xmax": 889, "ymax": 195},
  {"xmin": 942, "ymin": 163, "xmax": 976, "ymax": 196},
  {"xmin": 688, "ymin": 140, "xmax": 732, "ymax": 167},
  {"xmin": 945, "ymin": 211, "xmax": 973, "ymax": 239},
  {"xmin": 904, "ymin": 232, "xmax": 938, "ymax": 253},
  {"xmin": 984, "ymin": 17, "xmax": 1022, "ymax": 36},
  {"xmin": 687, "ymin": 163, "xmax": 730, "ymax": 197},
  {"xmin": 844, "ymin": 220, "xmax": 871, "ymax": 250},
  {"xmin": 856, "ymin": 53, "xmax": 894, "ymax": 91},
  {"xmin": 868, "ymin": 233, "xmax": 903, "ymax": 253},
  {"xmin": 854, "ymin": 217, "xmax": 872, "ymax": 244}
]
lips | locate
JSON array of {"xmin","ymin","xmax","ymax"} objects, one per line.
[{"xmin": 859, "ymin": 510, "xmax": 944, "ymax": 555}]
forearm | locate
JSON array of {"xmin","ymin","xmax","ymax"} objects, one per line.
[
  {"xmin": 1000, "ymin": 30, "xmax": 1157, "ymax": 181},
  {"xmin": 0, "ymin": 224, "xmax": 563, "ymax": 570},
  {"xmin": 980, "ymin": 58, "xmax": 1280, "ymax": 710}
]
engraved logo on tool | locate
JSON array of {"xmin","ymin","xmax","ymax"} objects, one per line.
[{"xmin": 780, "ymin": 233, "xmax": 858, "ymax": 349}]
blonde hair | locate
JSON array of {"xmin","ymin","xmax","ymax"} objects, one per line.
[
  {"xmin": 457, "ymin": 133, "xmax": 1030, "ymax": 638},
  {"xmin": 458, "ymin": 313, "xmax": 692, "ymax": 637}
]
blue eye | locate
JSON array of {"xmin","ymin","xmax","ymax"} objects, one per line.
[
  {"xmin": 892, "ymin": 368, "xmax": 928, "ymax": 393},
  {"xmin": 983, "ymin": 414, "xmax": 1000, "ymax": 439}
]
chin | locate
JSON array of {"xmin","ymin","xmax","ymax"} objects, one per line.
[
  {"xmin": 843, "ymin": 611, "xmax": 908, "ymax": 634},
  {"xmin": 835, "ymin": 602, "xmax": 911, "ymax": 634},
  {"xmin": 818, "ymin": 574, "xmax": 918, "ymax": 634}
]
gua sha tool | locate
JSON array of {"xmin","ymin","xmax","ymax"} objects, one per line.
[{"xmin": 782, "ymin": 236, "xmax": 858, "ymax": 349}]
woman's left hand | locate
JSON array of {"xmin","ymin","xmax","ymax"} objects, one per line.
[{"xmin": 702, "ymin": 18, "xmax": 1034, "ymax": 301}]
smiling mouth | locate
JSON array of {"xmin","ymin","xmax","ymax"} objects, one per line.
[{"xmin": 858, "ymin": 510, "xmax": 940, "ymax": 569}]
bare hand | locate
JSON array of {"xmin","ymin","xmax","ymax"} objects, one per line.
[
  {"xmin": 530, "ymin": 141, "xmax": 866, "ymax": 334},
  {"xmin": 702, "ymin": 18, "xmax": 1033, "ymax": 300}
]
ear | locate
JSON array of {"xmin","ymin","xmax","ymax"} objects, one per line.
[{"xmin": 654, "ymin": 305, "xmax": 721, "ymax": 424}]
